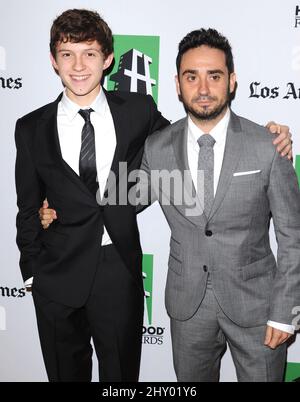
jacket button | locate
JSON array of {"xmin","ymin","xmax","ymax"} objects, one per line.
[
  {"xmin": 205, "ymin": 230, "xmax": 212, "ymax": 237},
  {"xmin": 203, "ymin": 265, "xmax": 208, "ymax": 272}
]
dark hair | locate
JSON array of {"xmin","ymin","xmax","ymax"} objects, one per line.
[
  {"xmin": 50, "ymin": 9, "xmax": 113, "ymax": 59},
  {"xmin": 176, "ymin": 28, "xmax": 234, "ymax": 75}
]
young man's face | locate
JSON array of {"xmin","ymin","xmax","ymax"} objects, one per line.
[
  {"xmin": 176, "ymin": 45, "xmax": 236, "ymax": 126},
  {"xmin": 51, "ymin": 40, "xmax": 113, "ymax": 106}
]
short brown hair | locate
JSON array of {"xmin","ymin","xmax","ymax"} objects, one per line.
[{"xmin": 50, "ymin": 9, "xmax": 113, "ymax": 58}]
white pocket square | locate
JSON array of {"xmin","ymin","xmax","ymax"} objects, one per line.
[{"xmin": 233, "ymin": 170, "xmax": 261, "ymax": 177}]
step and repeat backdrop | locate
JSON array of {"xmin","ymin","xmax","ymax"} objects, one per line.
[{"xmin": 0, "ymin": 0, "xmax": 300, "ymax": 382}]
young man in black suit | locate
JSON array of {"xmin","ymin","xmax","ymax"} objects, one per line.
[{"xmin": 15, "ymin": 8, "xmax": 169, "ymax": 382}]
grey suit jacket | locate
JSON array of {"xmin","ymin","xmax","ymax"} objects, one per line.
[{"xmin": 139, "ymin": 111, "xmax": 300, "ymax": 327}]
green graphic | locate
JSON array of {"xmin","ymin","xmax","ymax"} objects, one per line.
[
  {"xmin": 106, "ymin": 35, "xmax": 160, "ymax": 103},
  {"xmin": 295, "ymin": 155, "xmax": 300, "ymax": 187},
  {"xmin": 285, "ymin": 362, "xmax": 300, "ymax": 382},
  {"xmin": 142, "ymin": 254, "xmax": 154, "ymax": 325}
]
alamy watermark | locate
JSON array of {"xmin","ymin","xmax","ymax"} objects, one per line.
[{"xmin": 95, "ymin": 162, "xmax": 205, "ymax": 217}]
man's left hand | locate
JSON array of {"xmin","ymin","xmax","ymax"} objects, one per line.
[
  {"xmin": 264, "ymin": 325, "xmax": 292, "ymax": 349},
  {"xmin": 266, "ymin": 121, "xmax": 293, "ymax": 160}
]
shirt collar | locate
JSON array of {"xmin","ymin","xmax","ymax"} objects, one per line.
[
  {"xmin": 188, "ymin": 108, "xmax": 230, "ymax": 145},
  {"xmin": 60, "ymin": 88, "xmax": 108, "ymax": 121}
]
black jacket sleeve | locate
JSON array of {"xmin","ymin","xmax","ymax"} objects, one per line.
[{"xmin": 15, "ymin": 118, "xmax": 45, "ymax": 281}]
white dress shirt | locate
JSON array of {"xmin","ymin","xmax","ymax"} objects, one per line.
[
  {"xmin": 57, "ymin": 88, "xmax": 116, "ymax": 247},
  {"xmin": 187, "ymin": 108, "xmax": 294, "ymax": 335},
  {"xmin": 187, "ymin": 109, "xmax": 229, "ymax": 196},
  {"xmin": 24, "ymin": 89, "xmax": 116, "ymax": 288}
]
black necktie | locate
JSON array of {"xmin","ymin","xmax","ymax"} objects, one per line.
[{"xmin": 78, "ymin": 109, "xmax": 99, "ymax": 197}]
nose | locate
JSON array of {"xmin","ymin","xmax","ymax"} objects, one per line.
[
  {"xmin": 198, "ymin": 78, "xmax": 209, "ymax": 95},
  {"xmin": 73, "ymin": 55, "xmax": 85, "ymax": 71}
]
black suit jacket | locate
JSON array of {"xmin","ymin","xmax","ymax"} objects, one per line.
[{"xmin": 15, "ymin": 90, "xmax": 169, "ymax": 307}]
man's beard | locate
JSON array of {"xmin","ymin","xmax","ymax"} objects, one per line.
[{"xmin": 183, "ymin": 87, "xmax": 231, "ymax": 122}]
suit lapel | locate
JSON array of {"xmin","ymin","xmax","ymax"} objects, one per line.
[
  {"xmin": 37, "ymin": 94, "xmax": 97, "ymax": 203},
  {"xmin": 102, "ymin": 90, "xmax": 130, "ymax": 198},
  {"xmin": 208, "ymin": 111, "xmax": 243, "ymax": 221},
  {"xmin": 171, "ymin": 118, "xmax": 207, "ymax": 227}
]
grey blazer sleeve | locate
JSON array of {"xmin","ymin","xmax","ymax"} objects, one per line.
[
  {"xmin": 135, "ymin": 138, "xmax": 158, "ymax": 214},
  {"xmin": 267, "ymin": 150, "xmax": 300, "ymax": 325}
]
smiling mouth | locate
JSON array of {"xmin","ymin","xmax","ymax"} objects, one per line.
[{"xmin": 70, "ymin": 75, "xmax": 90, "ymax": 81}]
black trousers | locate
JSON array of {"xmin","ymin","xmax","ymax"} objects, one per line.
[{"xmin": 32, "ymin": 245, "xmax": 144, "ymax": 382}]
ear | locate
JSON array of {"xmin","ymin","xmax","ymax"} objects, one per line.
[
  {"xmin": 175, "ymin": 75, "xmax": 181, "ymax": 97},
  {"xmin": 50, "ymin": 53, "xmax": 58, "ymax": 70},
  {"xmin": 229, "ymin": 72, "xmax": 236, "ymax": 94},
  {"xmin": 103, "ymin": 53, "xmax": 114, "ymax": 70}
]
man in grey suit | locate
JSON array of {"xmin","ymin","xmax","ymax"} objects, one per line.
[{"xmin": 138, "ymin": 29, "xmax": 300, "ymax": 381}]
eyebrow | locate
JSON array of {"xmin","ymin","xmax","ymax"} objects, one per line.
[
  {"xmin": 57, "ymin": 48, "xmax": 101, "ymax": 53},
  {"xmin": 182, "ymin": 69, "xmax": 197, "ymax": 76},
  {"xmin": 207, "ymin": 69, "xmax": 225, "ymax": 75},
  {"xmin": 181, "ymin": 69, "xmax": 225, "ymax": 76}
]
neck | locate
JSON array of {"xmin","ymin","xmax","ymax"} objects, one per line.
[
  {"xmin": 189, "ymin": 106, "xmax": 228, "ymax": 132},
  {"xmin": 66, "ymin": 85, "xmax": 101, "ymax": 107}
]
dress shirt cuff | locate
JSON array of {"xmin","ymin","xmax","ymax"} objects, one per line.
[
  {"xmin": 267, "ymin": 320, "xmax": 295, "ymax": 335},
  {"xmin": 24, "ymin": 277, "xmax": 33, "ymax": 287}
]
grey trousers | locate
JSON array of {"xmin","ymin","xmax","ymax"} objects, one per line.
[{"xmin": 170, "ymin": 278, "xmax": 287, "ymax": 382}]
